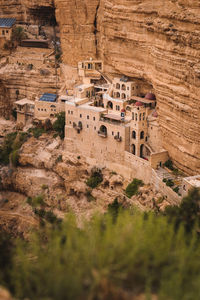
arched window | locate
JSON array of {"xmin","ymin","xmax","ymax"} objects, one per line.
[
  {"xmin": 140, "ymin": 144, "xmax": 144, "ymax": 158},
  {"xmin": 140, "ymin": 131, "xmax": 144, "ymax": 139},
  {"xmin": 116, "ymin": 92, "xmax": 120, "ymax": 98},
  {"xmin": 135, "ymin": 114, "xmax": 138, "ymax": 121},
  {"xmin": 116, "ymin": 83, "xmax": 120, "ymax": 89},
  {"xmin": 132, "ymin": 144, "xmax": 136, "ymax": 155},
  {"xmin": 122, "ymin": 93, "xmax": 126, "ymax": 99},
  {"xmin": 50, "ymin": 105, "xmax": 56, "ymax": 108},
  {"xmin": 132, "ymin": 131, "xmax": 136, "ymax": 139},
  {"xmin": 122, "ymin": 84, "xmax": 126, "ymax": 91},
  {"xmin": 143, "ymin": 112, "xmax": 145, "ymax": 120},
  {"xmin": 99, "ymin": 125, "xmax": 107, "ymax": 136},
  {"xmin": 107, "ymin": 101, "xmax": 113, "ymax": 109},
  {"xmin": 126, "ymin": 106, "xmax": 131, "ymax": 112},
  {"xmin": 139, "ymin": 113, "xmax": 142, "ymax": 121}
]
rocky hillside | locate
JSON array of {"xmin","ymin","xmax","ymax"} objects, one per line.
[{"xmin": 0, "ymin": 129, "xmax": 170, "ymax": 237}]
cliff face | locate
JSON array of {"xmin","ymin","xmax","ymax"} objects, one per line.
[
  {"xmin": 55, "ymin": 0, "xmax": 200, "ymax": 175},
  {"xmin": 55, "ymin": 0, "xmax": 99, "ymax": 64},
  {"xmin": 0, "ymin": 0, "xmax": 54, "ymax": 23}
]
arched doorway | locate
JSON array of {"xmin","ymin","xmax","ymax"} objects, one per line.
[
  {"xmin": 140, "ymin": 144, "xmax": 144, "ymax": 158},
  {"xmin": 132, "ymin": 144, "xmax": 136, "ymax": 155}
]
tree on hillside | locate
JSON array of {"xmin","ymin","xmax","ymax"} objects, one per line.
[{"xmin": 53, "ymin": 111, "xmax": 65, "ymax": 139}]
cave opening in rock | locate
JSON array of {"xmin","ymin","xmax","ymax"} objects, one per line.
[{"xmin": 29, "ymin": 6, "xmax": 57, "ymax": 26}]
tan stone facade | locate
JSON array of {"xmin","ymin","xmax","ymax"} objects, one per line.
[
  {"xmin": 65, "ymin": 62, "xmax": 168, "ymax": 180},
  {"xmin": 34, "ymin": 94, "xmax": 65, "ymax": 121},
  {"xmin": 15, "ymin": 98, "xmax": 35, "ymax": 125}
]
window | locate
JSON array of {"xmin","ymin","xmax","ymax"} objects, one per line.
[
  {"xmin": 116, "ymin": 105, "xmax": 120, "ymax": 111},
  {"xmin": 139, "ymin": 113, "xmax": 142, "ymax": 121},
  {"xmin": 41, "ymin": 109, "xmax": 43, "ymax": 111},
  {"xmin": 143, "ymin": 113, "xmax": 145, "ymax": 120},
  {"xmin": 6, "ymin": 30, "xmax": 8, "ymax": 33},
  {"xmin": 94, "ymin": 127, "xmax": 96, "ymax": 130},
  {"xmin": 93, "ymin": 117, "xmax": 95, "ymax": 121},
  {"xmin": 54, "ymin": 109, "xmax": 56, "ymax": 112},
  {"xmin": 69, "ymin": 121, "xmax": 71, "ymax": 124},
  {"xmin": 80, "ymin": 114, "xmax": 82, "ymax": 118},
  {"xmin": 112, "ymin": 131, "xmax": 114, "ymax": 136},
  {"xmin": 132, "ymin": 113, "xmax": 134, "ymax": 120},
  {"xmin": 2, "ymin": 30, "xmax": 5, "ymax": 35},
  {"xmin": 132, "ymin": 131, "xmax": 136, "ymax": 139},
  {"xmin": 140, "ymin": 131, "xmax": 144, "ymax": 139},
  {"xmin": 135, "ymin": 114, "xmax": 138, "ymax": 121},
  {"xmin": 87, "ymin": 125, "xmax": 89, "ymax": 128},
  {"xmin": 44, "ymin": 109, "xmax": 46, "ymax": 111},
  {"xmin": 87, "ymin": 115, "xmax": 89, "ymax": 119},
  {"xmin": 68, "ymin": 110, "xmax": 70, "ymax": 114},
  {"xmin": 116, "ymin": 83, "xmax": 120, "ymax": 89},
  {"xmin": 38, "ymin": 108, "xmax": 40, "ymax": 111}
]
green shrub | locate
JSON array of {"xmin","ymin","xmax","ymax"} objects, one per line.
[
  {"xmin": 173, "ymin": 186, "xmax": 179, "ymax": 194},
  {"xmin": 164, "ymin": 159, "xmax": 174, "ymax": 171},
  {"xmin": 27, "ymin": 195, "xmax": 45, "ymax": 208},
  {"xmin": 12, "ymin": 26, "xmax": 27, "ymax": 43},
  {"xmin": 53, "ymin": 112, "xmax": 65, "ymax": 139},
  {"xmin": 9, "ymin": 210, "xmax": 200, "ymax": 300},
  {"xmin": 86, "ymin": 168, "xmax": 103, "ymax": 189},
  {"xmin": 9, "ymin": 150, "xmax": 19, "ymax": 167},
  {"xmin": 125, "ymin": 178, "xmax": 144, "ymax": 198},
  {"xmin": 166, "ymin": 179, "xmax": 174, "ymax": 187},
  {"xmin": 30, "ymin": 128, "xmax": 45, "ymax": 139}
]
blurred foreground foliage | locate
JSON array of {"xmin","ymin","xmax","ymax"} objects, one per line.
[{"xmin": 1, "ymin": 188, "xmax": 200, "ymax": 300}]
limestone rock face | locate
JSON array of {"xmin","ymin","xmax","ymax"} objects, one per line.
[
  {"xmin": 54, "ymin": 0, "xmax": 100, "ymax": 64},
  {"xmin": 54, "ymin": 0, "xmax": 200, "ymax": 175}
]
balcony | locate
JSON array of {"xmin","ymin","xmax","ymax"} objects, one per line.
[
  {"xmin": 73, "ymin": 122, "xmax": 83, "ymax": 134},
  {"xmin": 114, "ymin": 135, "xmax": 122, "ymax": 142},
  {"xmin": 98, "ymin": 130, "xmax": 107, "ymax": 138}
]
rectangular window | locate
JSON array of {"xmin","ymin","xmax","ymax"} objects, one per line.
[
  {"xmin": 87, "ymin": 115, "xmax": 89, "ymax": 119},
  {"xmin": 68, "ymin": 110, "xmax": 70, "ymax": 114},
  {"xmin": 87, "ymin": 125, "xmax": 89, "ymax": 128},
  {"xmin": 80, "ymin": 114, "xmax": 82, "ymax": 118},
  {"xmin": 71, "ymin": 111, "xmax": 73, "ymax": 115},
  {"xmin": 112, "ymin": 132, "xmax": 114, "ymax": 136},
  {"xmin": 38, "ymin": 108, "xmax": 40, "ymax": 111},
  {"xmin": 93, "ymin": 117, "xmax": 95, "ymax": 121},
  {"xmin": 2, "ymin": 30, "xmax": 5, "ymax": 35}
]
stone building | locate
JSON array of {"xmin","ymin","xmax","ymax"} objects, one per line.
[
  {"xmin": 34, "ymin": 93, "xmax": 65, "ymax": 121},
  {"xmin": 181, "ymin": 175, "xmax": 200, "ymax": 197},
  {"xmin": 0, "ymin": 18, "xmax": 16, "ymax": 41},
  {"xmin": 15, "ymin": 98, "xmax": 35, "ymax": 126},
  {"xmin": 65, "ymin": 61, "xmax": 169, "ymax": 181}
]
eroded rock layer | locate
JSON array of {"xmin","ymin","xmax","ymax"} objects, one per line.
[{"xmin": 55, "ymin": 0, "xmax": 200, "ymax": 175}]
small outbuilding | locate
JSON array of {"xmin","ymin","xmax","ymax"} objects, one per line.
[{"xmin": 0, "ymin": 18, "xmax": 16, "ymax": 40}]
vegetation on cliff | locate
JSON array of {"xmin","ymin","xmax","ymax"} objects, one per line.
[{"xmin": 0, "ymin": 188, "xmax": 199, "ymax": 300}]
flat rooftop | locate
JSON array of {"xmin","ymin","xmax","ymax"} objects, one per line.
[
  {"xmin": 0, "ymin": 18, "xmax": 16, "ymax": 28},
  {"xmin": 75, "ymin": 83, "xmax": 94, "ymax": 90},
  {"xmin": 15, "ymin": 98, "xmax": 35, "ymax": 106},
  {"xmin": 40, "ymin": 93, "xmax": 57, "ymax": 102}
]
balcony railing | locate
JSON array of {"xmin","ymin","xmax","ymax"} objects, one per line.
[
  {"xmin": 98, "ymin": 130, "xmax": 107, "ymax": 138},
  {"xmin": 114, "ymin": 135, "xmax": 122, "ymax": 142}
]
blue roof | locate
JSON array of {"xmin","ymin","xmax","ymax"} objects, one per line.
[
  {"xmin": 0, "ymin": 18, "xmax": 16, "ymax": 28},
  {"xmin": 40, "ymin": 93, "xmax": 57, "ymax": 102}
]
